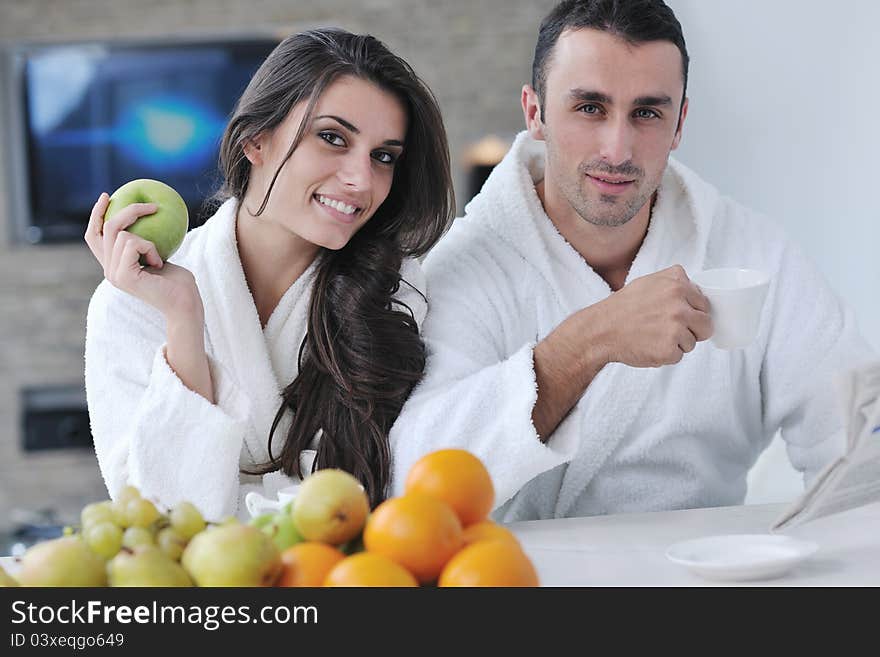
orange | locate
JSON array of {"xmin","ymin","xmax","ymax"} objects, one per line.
[
  {"xmin": 438, "ymin": 539, "xmax": 539, "ymax": 587},
  {"xmin": 277, "ymin": 542, "xmax": 346, "ymax": 587},
  {"xmin": 323, "ymin": 552, "xmax": 418, "ymax": 587},
  {"xmin": 363, "ymin": 494, "xmax": 463, "ymax": 583},
  {"xmin": 404, "ymin": 449, "xmax": 494, "ymax": 527},
  {"xmin": 461, "ymin": 520, "xmax": 520, "ymax": 547}
]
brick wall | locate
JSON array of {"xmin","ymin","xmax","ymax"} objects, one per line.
[{"xmin": 0, "ymin": 0, "xmax": 556, "ymax": 526}]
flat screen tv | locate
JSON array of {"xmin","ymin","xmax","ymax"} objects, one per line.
[{"xmin": 3, "ymin": 36, "xmax": 280, "ymax": 243}]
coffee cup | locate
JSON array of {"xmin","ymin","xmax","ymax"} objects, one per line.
[{"xmin": 692, "ymin": 268, "xmax": 770, "ymax": 350}]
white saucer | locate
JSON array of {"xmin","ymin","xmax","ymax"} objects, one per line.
[{"xmin": 665, "ymin": 534, "xmax": 818, "ymax": 582}]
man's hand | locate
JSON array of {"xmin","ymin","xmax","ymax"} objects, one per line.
[
  {"xmin": 599, "ymin": 265, "xmax": 713, "ymax": 367},
  {"xmin": 532, "ymin": 265, "xmax": 712, "ymax": 440}
]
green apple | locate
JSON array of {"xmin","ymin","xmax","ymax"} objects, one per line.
[{"xmin": 104, "ymin": 179, "xmax": 189, "ymax": 262}]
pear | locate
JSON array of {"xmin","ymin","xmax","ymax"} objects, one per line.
[
  {"xmin": 292, "ymin": 469, "xmax": 369, "ymax": 545},
  {"xmin": 0, "ymin": 564, "xmax": 19, "ymax": 586},
  {"xmin": 17, "ymin": 536, "xmax": 107, "ymax": 587},
  {"xmin": 108, "ymin": 546, "xmax": 192, "ymax": 587},
  {"xmin": 182, "ymin": 524, "xmax": 281, "ymax": 586}
]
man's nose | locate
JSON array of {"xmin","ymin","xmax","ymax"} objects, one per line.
[{"xmin": 598, "ymin": 117, "xmax": 634, "ymax": 166}]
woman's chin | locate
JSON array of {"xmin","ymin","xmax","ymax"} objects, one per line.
[{"xmin": 311, "ymin": 232, "xmax": 354, "ymax": 252}]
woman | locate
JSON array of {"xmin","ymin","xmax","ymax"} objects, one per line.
[{"xmin": 84, "ymin": 28, "xmax": 454, "ymax": 521}]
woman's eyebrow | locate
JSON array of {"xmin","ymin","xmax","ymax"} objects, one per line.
[{"xmin": 314, "ymin": 114, "xmax": 404, "ymax": 147}]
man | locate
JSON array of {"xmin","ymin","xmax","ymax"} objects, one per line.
[{"xmin": 390, "ymin": 0, "xmax": 872, "ymax": 521}]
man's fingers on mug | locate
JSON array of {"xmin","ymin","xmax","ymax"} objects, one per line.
[
  {"xmin": 690, "ymin": 309, "xmax": 714, "ymax": 341},
  {"xmin": 684, "ymin": 282, "xmax": 711, "ymax": 313},
  {"xmin": 679, "ymin": 329, "xmax": 698, "ymax": 353},
  {"xmin": 666, "ymin": 264, "xmax": 688, "ymax": 280}
]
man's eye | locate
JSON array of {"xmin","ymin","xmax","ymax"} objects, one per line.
[
  {"xmin": 635, "ymin": 108, "xmax": 660, "ymax": 119},
  {"xmin": 319, "ymin": 131, "xmax": 345, "ymax": 146},
  {"xmin": 372, "ymin": 151, "xmax": 397, "ymax": 165},
  {"xmin": 579, "ymin": 104, "xmax": 601, "ymax": 114}
]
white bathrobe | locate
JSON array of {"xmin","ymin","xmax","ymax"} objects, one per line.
[
  {"xmin": 389, "ymin": 131, "xmax": 873, "ymax": 522},
  {"xmin": 85, "ymin": 198, "xmax": 426, "ymax": 521}
]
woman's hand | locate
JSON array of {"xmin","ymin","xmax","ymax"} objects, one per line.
[
  {"xmin": 85, "ymin": 192, "xmax": 215, "ymax": 403},
  {"xmin": 84, "ymin": 193, "xmax": 203, "ymax": 324}
]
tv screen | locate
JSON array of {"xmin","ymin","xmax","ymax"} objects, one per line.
[{"xmin": 7, "ymin": 37, "xmax": 279, "ymax": 243}]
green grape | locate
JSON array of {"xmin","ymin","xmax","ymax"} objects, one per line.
[
  {"xmin": 81, "ymin": 501, "xmax": 115, "ymax": 529},
  {"xmin": 169, "ymin": 502, "xmax": 206, "ymax": 540},
  {"xmin": 125, "ymin": 498, "xmax": 161, "ymax": 528},
  {"xmin": 111, "ymin": 502, "xmax": 131, "ymax": 528},
  {"xmin": 156, "ymin": 527, "xmax": 187, "ymax": 561},
  {"xmin": 85, "ymin": 521, "xmax": 124, "ymax": 560},
  {"xmin": 121, "ymin": 526, "xmax": 155, "ymax": 549},
  {"xmin": 111, "ymin": 486, "xmax": 143, "ymax": 528},
  {"xmin": 117, "ymin": 485, "xmax": 142, "ymax": 504}
]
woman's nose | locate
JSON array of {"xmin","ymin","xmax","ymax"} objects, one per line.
[{"xmin": 338, "ymin": 152, "xmax": 372, "ymax": 190}]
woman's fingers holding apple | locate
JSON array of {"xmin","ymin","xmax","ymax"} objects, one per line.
[
  {"xmin": 101, "ymin": 202, "xmax": 158, "ymax": 268},
  {"xmin": 106, "ymin": 231, "xmax": 163, "ymax": 289},
  {"xmin": 84, "ymin": 193, "xmax": 111, "ymax": 265}
]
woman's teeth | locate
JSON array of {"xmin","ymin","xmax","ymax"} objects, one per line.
[{"xmin": 316, "ymin": 195, "xmax": 358, "ymax": 215}]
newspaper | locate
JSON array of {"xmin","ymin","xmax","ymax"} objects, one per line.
[{"xmin": 772, "ymin": 360, "xmax": 880, "ymax": 531}]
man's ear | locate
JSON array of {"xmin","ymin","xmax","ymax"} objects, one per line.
[
  {"xmin": 671, "ymin": 97, "xmax": 689, "ymax": 151},
  {"xmin": 522, "ymin": 85, "xmax": 545, "ymax": 141},
  {"xmin": 243, "ymin": 134, "xmax": 265, "ymax": 165}
]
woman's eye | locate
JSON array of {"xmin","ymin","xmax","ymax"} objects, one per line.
[
  {"xmin": 319, "ymin": 131, "xmax": 345, "ymax": 147},
  {"xmin": 372, "ymin": 151, "xmax": 397, "ymax": 165}
]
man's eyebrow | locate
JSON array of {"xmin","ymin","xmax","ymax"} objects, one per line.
[
  {"xmin": 314, "ymin": 114, "xmax": 404, "ymax": 147},
  {"xmin": 567, "ymin": 90, "xmax": 673, "ymax": 107},
  {"xmin": 569, "ymin": 89, "xmax": 612, "ymax": 104},
  {"xmin": 633, "ymin": 94, "xmax": 673, "ymax": 107}
]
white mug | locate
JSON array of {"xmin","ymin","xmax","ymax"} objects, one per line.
[
  {"xmin": 692, "ymin": 268, "xmax": 770, "ymax": 350},
  {"xmin": 244, "ymin": 485, "xmax": 300, "ymax": 519}
]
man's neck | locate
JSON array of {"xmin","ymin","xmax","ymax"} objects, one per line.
[{"xmin": 536, "ymin": 179, "xmax": 653, "ymax": 291}]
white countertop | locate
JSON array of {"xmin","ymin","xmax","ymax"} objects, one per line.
[
  {"xmin": 3, "ymin": 502, "xmax": 877, "ymax": 586},
  {"xmin": 507, "ymin": 501, "xmax": 880, "ymax": 586}
]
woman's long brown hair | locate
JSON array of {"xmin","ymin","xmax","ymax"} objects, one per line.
[{"xmin": 212, "ymin": 29, "xmax": 454, "ymax": 506}]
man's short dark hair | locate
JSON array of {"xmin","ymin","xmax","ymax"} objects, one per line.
[{"xmin": 532, "ymin": 0, "xmax": 689, "ymax": 118}]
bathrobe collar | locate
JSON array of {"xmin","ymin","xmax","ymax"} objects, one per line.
[{"xmin": 196, "ymin": 198, "xmax": 316, "ymax": 466}]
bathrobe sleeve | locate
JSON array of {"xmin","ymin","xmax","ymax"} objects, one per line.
[
  {"xmin": 85, "ymin": 281, "xmax": 252, "ymax": 521},
  {"xmin": 759, "ymin": 238, "xmax": 874, "ymax": 484},
  {"xmin": 389, "ymin": 230, "xmax": 579, "ymax": 508}
]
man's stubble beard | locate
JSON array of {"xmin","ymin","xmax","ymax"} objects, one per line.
[{"xmin": 544, "ymin": 133, "xmax": 657, "ymax": 228}]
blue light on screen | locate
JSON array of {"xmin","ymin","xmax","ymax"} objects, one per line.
[
  {"xmin": 116, "ymin": 95, "xmax": 225, "ymax": 172},
  {"xmin": 41, "ymin": 94, "xmax": 225, "ymax": 173}
]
